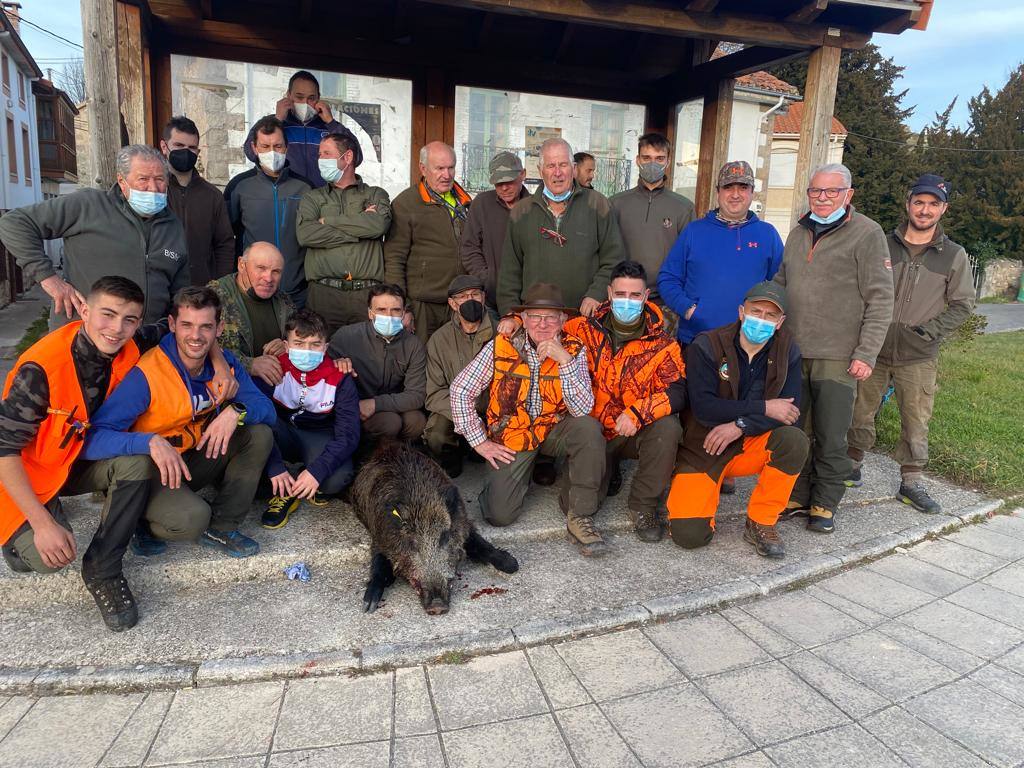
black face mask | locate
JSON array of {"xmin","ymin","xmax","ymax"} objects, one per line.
[
  {"xmin": 458, "ymin": 299, "xmax": 485, "ymax": 323},
  {"xmin": 168, "ymin": 148, "xmax": 198, "ymax": 173}
]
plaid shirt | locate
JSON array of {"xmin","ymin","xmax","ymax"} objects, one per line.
[{"xmin": 450, "ymin": 332, "xmax": 593, "ymax": 447}]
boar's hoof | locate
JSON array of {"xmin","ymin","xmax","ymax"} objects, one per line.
[
  {"xmin": 490, "ymin": 549, "xmax": 519, "ymax": 574},
  {"xmin": 363, "ymin": 584, "xmax": 386, "ymax": 613}
]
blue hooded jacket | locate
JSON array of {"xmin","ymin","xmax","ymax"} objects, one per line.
[
  {"xmin": 657, "ymin": 210, "xmax": 784, "ymax": 344},
  {"xmin": 242, "ymin": 114, "xmax": 363, "ymax": 188}
]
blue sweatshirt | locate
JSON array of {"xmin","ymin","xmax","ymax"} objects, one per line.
[
  {"xmin": 83, "ymin": 333, "xmax": 276, "ymax": 460},
  {"xmin": 242, "ymin": 114, "xmax": 363, "ymax": 188},
  {"xmin": 657, "ymin": 211, "xmax": 784, "ymax": 343}
]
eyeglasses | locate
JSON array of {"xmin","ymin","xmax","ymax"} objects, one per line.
[
  {"xmin": 523, "ymin": 313, "xmax": 561, "ymax": 326},
  {"xmin": 539, "ymin": 227, "xmax": 567, "ymax": 247},
  {"xmin": 806, "ymin": 187, "xmax": 849, "ymax": 199}
]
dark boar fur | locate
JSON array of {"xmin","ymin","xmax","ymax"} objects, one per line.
[{"xmin": 352, "ymin": 441, "xmax": 519, "ymax": 615}]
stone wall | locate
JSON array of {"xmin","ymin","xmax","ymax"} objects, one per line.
[{"xmin": 978, "ymin": 257, "xmax": 1023, "ymax": 299}]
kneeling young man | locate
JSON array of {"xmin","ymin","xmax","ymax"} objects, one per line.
[
  {"xmin": 0, "ymin": 277, "xmax": 154, "ymax": 631},
  {"xmin": 668, "ymin": 282, "xmax": 808, "ymax": 558},
  {"xmin": 85, "ymin": 287, "xmax": 276, "ymax": 558},
  {"xmin": 564, "ymin": 260, "xmax": 686, "ymax": 542},
  {"xmin": 450, "ymin": 283, "xmax": 607, "ymax": 556},
  {"xmin": 258, "ymin": 308, "xmax": 360, "ymax": 528}
]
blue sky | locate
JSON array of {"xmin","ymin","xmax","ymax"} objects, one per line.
[{"xmin": 17, "ymin": 0, "xmax": 1023, "ymax": 133}]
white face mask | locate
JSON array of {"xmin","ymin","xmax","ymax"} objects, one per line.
[
  {"xmin": 258, "ymin": 150, "xmax": 287, "ymax": 173},
  {"xmin": 292, "ymin": 102, "xmax": 315, "ymax": 122}
]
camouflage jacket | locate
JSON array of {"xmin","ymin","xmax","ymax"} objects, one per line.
[{"xmin": 209, "ymin": 273, "xmax": 292, "ymax": 369}]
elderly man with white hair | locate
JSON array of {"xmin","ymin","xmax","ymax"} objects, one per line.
[
  {"xmin": 773, "ymin": 162, "xmax": 894, "ymax": 534},
  {"xmin": 385, "ymin": 141, "xmax": 473, "ymax": 342},
  {"xmin": 496, "ymin": 137, "xmax": 624, "ymax": 321},
  {"xmin": 0, "ymin": 144, "xmax": 189, "ymax": 328}
]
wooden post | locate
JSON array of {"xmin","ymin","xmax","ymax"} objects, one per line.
[
  {"xmin": 81, "ymin": 0, "xmax": 121, "ymax": 187},
  {"xmin": 789, "ymin": 44, "xmax": 841, "ymax": 228},
  {"xmin": 116, "ymin": 1, "xmax": 146, "ymax": 145},
  {"xmin": 694, "ymin": 78, "xmax": 734, "ymax": 216}
]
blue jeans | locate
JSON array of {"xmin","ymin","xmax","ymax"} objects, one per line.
[{"xmin": 271, "ymin": 416, "xmax": 354, "ymax": 496}]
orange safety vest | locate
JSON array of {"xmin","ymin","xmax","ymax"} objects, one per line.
[
  {"xmin": 132, "ymin": 346, "xmax": 224, "ymax": 453},
  {"xmin": 485, "ymin": 332, "xmax": 583, "ymax": 452},
  {"xmin": 0, "ymin": 321, "xmax": 139, "ymax": 545}
]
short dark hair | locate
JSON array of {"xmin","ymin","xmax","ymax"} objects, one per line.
[
  {"xmin": 89, "ymin": 276, "xmax": 145, "ymax": 307},
  {"xmin": 367, "ymin": 283, "xmax": 406, "ymax": 307},
  {"xmin": 321, "ymin": 132, "xmax": 359, "ymax": 160},
  {"xmin": 252, "ymin": 115, "xmax": 287, "ymax": 146},
  {"xmin": 573, "ymin": 151, "xmax": 595, "ymax": 164},
  {"xmin": 288, "ymin": 70, "xmax": 320, "ymax": 95},
  {"xmin": 285, "ymin": 308, "xmax": 328, "ymax": 341},
  {"xmin": 610, "ymin": 260, "xmax": 648, "ymax": 285},
  {"xmin": 637, "ymin": 132, "xmax": 670, "ymax": 154},
  {"xmin": 171, "ymin": 286, "xmax": 222, "ymax": 323},
  {"xmin": 163, "ymin": 116, "xmax": 199, "ymax": 142}
]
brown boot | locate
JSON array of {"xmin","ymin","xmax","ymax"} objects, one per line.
[
  {"xmin": 567, "ymin": 514, "xmax": 608, "ymax": 557},
  {"xmin": 743, "ymin": 519, "xmax": 785, "ymax": 559},
  {"xmin": 632, "ymin": 507, "xmax": 664, "ymax": 543}
]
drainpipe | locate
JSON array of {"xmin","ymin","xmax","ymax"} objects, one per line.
[{"xmin": 753, "ymin": 95, "xmax": 787, "ymax": 209}]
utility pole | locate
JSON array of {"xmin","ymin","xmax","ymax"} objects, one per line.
[{"xmin": 80, "ymin": 0, "xmax": 120, "ymax": 188}]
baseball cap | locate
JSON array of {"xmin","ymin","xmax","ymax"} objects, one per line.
[
  {"xmin": 718, "ymin": 160, "xmax": 754, "ymax": 188},
  {"xmin": 447, "ymin": 274, "xmax": 485, "ymax": 297},
  {"xmin": 744, "ymin": 281, "xmax": 787, "ymax": 313},
  {"xmin": 910, "ymin": 173, "xmax": 949, "ymax": 202},
  {"xmin": 489, "ymin": 151, "xmax": 524, "ymax": 185}
]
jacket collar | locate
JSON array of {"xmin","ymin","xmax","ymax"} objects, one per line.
[
  {"xmin": 895, "ymin": 221, "xmax": 947, "ymax": 251},
  {"xmin": 590, "ymin": 300, "xmax": 666, "ymax": 341},
  {"xmin": 418, "ymin": 179, "xmax": 471, "ymax": 206},
  {"xmin": 798, "ymin": 204, "xmax": 854, "ymax": 233},
  {"xmin": 529, "ymin": 180, "xmax": 585, "ymax": 211}
]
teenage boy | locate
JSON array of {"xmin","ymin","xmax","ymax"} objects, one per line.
[{"xmin": 258, "ymin": 309, "xmax": 361, "ymax": 528}]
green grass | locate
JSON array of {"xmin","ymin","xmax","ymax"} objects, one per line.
[
  {"xmin": 14, "ymin": 309, "xmax": 50, "ymax": 355},
  {"xmin": 976, "ymin": 296, "xmax": 1017, "ymax": 305},
  {"xmin": 873, "ymin": 331, "xmax": 1024, "ymax": 496}
]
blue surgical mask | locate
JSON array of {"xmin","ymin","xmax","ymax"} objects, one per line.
[
  {"xmin": 741, "ymin": 314, "xmax": 777, "ymax": 345},
  {"xmin": 288, "ymin": 347, "xmax": 324, "ymax": 372},
  {"xmin": 809, "ymin": 206, "xmax": 846, "ymax": 225},
  {"xmin": 318, "ymin": 158, "xmax": 345, "ymax": 184},
  {"xmin": 373, "ymin": 313, "xmax": 404, "ymax": 337},
  {"xmin": 610, "ymin": 298, "xmax": 644, "ymax": 324},
  {"xmin": 543, "ymin": 186, "xmax": 572, "ymax": 203},
  {"xmin": 127, "ymin": 189, "xmax": 167, "ymax": 217}
]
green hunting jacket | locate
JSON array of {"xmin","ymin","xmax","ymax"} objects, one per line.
[{"xmin": 209, "ymin": 273, "xmax": 292, "ymax": 369}]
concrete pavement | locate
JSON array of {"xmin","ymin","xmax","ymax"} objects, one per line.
[{"xmin": 2, "ymin": 508, "xmax": 1023, "ymax": 768}]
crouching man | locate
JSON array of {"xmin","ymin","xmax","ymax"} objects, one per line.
[
  {"xmin": 564, "ymin": 261, "xmax": 686, "ymax": 543},
  {"xmin": 450, "ymin": 283, "xmax": 607, "ymax": 556},
  {"xmin": 0, "ymin": 277, "xmax": 154, "ymax": 631},
  {"xmin": 84, "ymin": 287, "xmax": 276, "ymax": 558},
  {"xmin": 667, "ymin": 282, "xmax": 808, "ymax": 558}
]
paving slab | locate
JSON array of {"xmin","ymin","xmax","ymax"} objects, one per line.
[
  {"xmin": 719, "ymin": 606, "xmax": 800, "ymax": 658},
  {"xmin": 874, "ymin": 620, "xmax": 985, "ymax": 675},
  {"xmin": 440, "ymin": 714, "xmax": 572, "ymax": 768},
  {"xmin": 969, "ymin": 663, "xmax": 1024, "ymax": 708},
  {"xmin": 905, "ymin": 538, "xmax": 1009, "ymax": 579},
  {"xmin": 995, "ymin": 644, "xmax": 1024, "ymax": 676},
  {"xmin": 947, "ymin": 582, "xmax": 1024, "ymax": 630},
  {"xmin": 601, "ymin": 683, "xmax": 753, "ymax": 768},
  {"xmin": 553, "ymin": 630, "xmax": 682, "ymax": 702},
  {"xmin": 0, "ymin": 697, "xmax": 33, "ymax": 742},
  {"xmin": 524, "ymin": 645, "xmax": 590, "ymax": 710},
  {"xmin": 980, "ymin": 511, "xmax": 1024, "ymax": 541},
  {"xmin": 861, "ymin": 706, "xmax": 990, "ymax": 768},
  {"xmin": 865, "ymin": 553, "xmax": 974, "ymax": 597},
  {"xmin": 392, "ymin": 734, "xmax": 446, "ymax": 768},
  {"xmin": 710, "ymin": 754, "xmax": 775, "ymax": 768},
  {"xmin": 813, "ymin": 568, "xmax": 935, "ymax": 617},
  {"xmin": 273, "ymin": 674, "xmax": 392, "ymax": 751},
  {"xmin": 899, "ymin": 600, "xmax": 1024, "ymax": 659},
  {"xmin": 697, "ymin": 661, "xmax": 848, "ymax": 745},
  {"xmin": 982, "ymin": 561, "xmax": 1024, "ymax": 598},
  {"xmin": 764, "ymin": 723, "xmax": 904, "ymax": 768},
  {"xmin": 100, "ymin": 691, "xmax": 173, "ymax": 768},
  {"xmin": 644, "ymin": 613, "xmax": 770, "ymax": 679},
  {"xmin": 903, "ymin": 679, "xmax": 1024, "ymax": 767},
  {"xmin": 269, "ymin": 742, "xmax": 390, "ymax": 768},
  {"xmin": 739, "ymin": 592, "xmax": 867, "ymax": 649},
  {"xmin": 944, "ymin": 525, "xmax": 1024, "ymax": 561},
  {"xmin": 780, "ymin": 651, "xmax": 890, "ymax": 719},
  {"xmin": 394, "ymin": 666, "xmax": 436, "ymax": 737},
  {"xmin": 555, "ymin": 704, "xmax": 643, "ymax": 768},
  {"xmin": 427, "ymin": 651, "xmax": 548, "ymax": 730},
  {"xmin": 802, "ymin": 584, "xmax": 887, "ymax": 626}
]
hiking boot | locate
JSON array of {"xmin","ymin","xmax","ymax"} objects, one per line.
[
  {"xmin": 308, "ymin": 492, "xmax": 331, "ymax": 507},
  {"xmin": 781, "ymin": 499, "xmax": 810, "ymax": 519},
  {"xmin": 567, "ymin": 514, "xmax": 608, "ymax": 557},
  {"xmin": 807, "ymin": 506, "xmax": 835, "ymax": 533},
  {"xmin": 721, "ymin": 478, "xmax": 736, "ymax": 495},
  {"xmin": 744, "ymin": 519, "xmax": 785, "ymax": 559},
  {"xmin": 201, "ymin": 528, "xmax": 260, "ymax": 558},
  {"xmin": 844, "ymin": 467, "xmax": 863, "ymax": 488},
  {"xmin": 130, "ymin": 529, "xmax": 167, "ymax": 557},
  {"xmin": 633, "ymin": 507, "xmax": 663, "ymax": 543},
  {"xmin": 85, "ymin": 575, "xmax": 138, "ymax": 632},
  {"xmin": 606, "ymin": 462, "xmax": 623, "ymax": 497},
  {"xmin": 439, "ymin": 447, "xmax": 464, "ymax": 479},
  {"xmin": 532, "ymin": 459, "xmax": 557, "ymax": 487},
  {"xmin": 261, "ymin": 496, "xmax": 299, "ymax": 529},
  {"xmin": 898, "ymin": 479, "xmax": 941, "ymax": 514}
]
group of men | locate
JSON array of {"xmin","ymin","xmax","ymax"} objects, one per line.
[{"xmin": 0, "ymin": 66, "xmax": 974, "ymax": 633}]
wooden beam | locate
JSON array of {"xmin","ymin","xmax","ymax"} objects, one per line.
[
  {"xmin": 553, "ymin": 22, "xmax": 574, "ymax": 63},
  {"xmin": 659, "ymin": 45, "xmax": 807, "ymax": 103},
  {"xmin": 875, "ymin": 7, "xmax": 921, "ymax": 34},
  {"xmin": 298, "ymin": 0, "xmax": 313, "ymax": 27},
  {"xmin": 116, "ymin": 2, "xmax": 147, "ymax": 144},
  {"xmin": 694, "ymin": 78, "xmax": 733, "ymax": 216},
  {"xmin": 150, "ymin": 47, "xmax": 172, "ymax": 146},
  {"xmin": 82, "ymin": 0, "xmax": 121, "ymax": 187},
  {"xmin": 415, "ymin": 0, "xmax": 871, "ymax": 49},
  {"xmin": 787, "ymin": 0, "xmax": 829, "ymax": 24},
  {"xmin": 686, "ymin": 0, "xmax": 719, "ymax": 12},
  {"xmin": 789, "ymin": 44, "xmax": 841, "ymax": 229}
]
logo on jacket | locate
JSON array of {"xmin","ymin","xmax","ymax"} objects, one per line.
[
  {"xmin": 884, "ymin": 257, "xmax": 893, "ymax": 270},
  {"xmin": 662, "ymin": 217, "xmax": 672, "ymax": 228},
  {"xmin": 748, "ymin": 242, "xmax": 759, "ymax": 248},
  {"xmin": 164, "ymin": 249, "xmax": 181, "ymax": 261},
  {"xmin": 718, "ymin": 360, "xmax": 730, "ymax": 381}
]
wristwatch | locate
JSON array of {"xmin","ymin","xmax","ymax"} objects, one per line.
[
  {"xmin": 230, "ymin": 402, "xmax": 247, "ymax": 426},
  {"xmin": 735, "ymin": 417, "xmax": 748, "ymax": 432}
]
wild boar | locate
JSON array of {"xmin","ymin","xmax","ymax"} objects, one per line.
[{"xmin": 351, "ymin": 442, "xmax": 519, "ymax": 615}]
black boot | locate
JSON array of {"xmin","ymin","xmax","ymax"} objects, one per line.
[{"xmin": 85, "ymin": 575, "xmax": 139, "ymax": 632}]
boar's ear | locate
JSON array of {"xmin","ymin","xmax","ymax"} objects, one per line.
[{"xmin": 443, "ymin": 485, "xmax": 464, "ymax": 521}]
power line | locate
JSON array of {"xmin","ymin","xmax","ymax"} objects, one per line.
[
  {"xmin": 846, "ymin": 129, "xmax": 1024, "ymax": 154},
  {"xmin": 17, "ymin": 17, "xmax": 84, "ymax": 50}
]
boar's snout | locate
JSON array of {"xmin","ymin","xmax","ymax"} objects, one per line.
[{"xmin": 421, "ymin": 583, "xmax": 451, "ymax": 616}]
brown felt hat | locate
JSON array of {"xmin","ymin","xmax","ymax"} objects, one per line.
[{"xmin": 511, "ymin": 282, "xmax": 577, "ymax": 315}]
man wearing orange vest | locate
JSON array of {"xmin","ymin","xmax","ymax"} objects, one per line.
[
  {"xmin": 0, "ymin": 277, "xmax": 155, "ymax": 632},
  {"xmin": 84, "ymin": 286, "xmax": 276, "ymax": 558},
  {"xmin": 450, "ymin": 283, "xmax": 607, "ymax": 556},
  {"xmin": 564, "ymin": 261, "xmax": 686, "ymax": 543}
]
